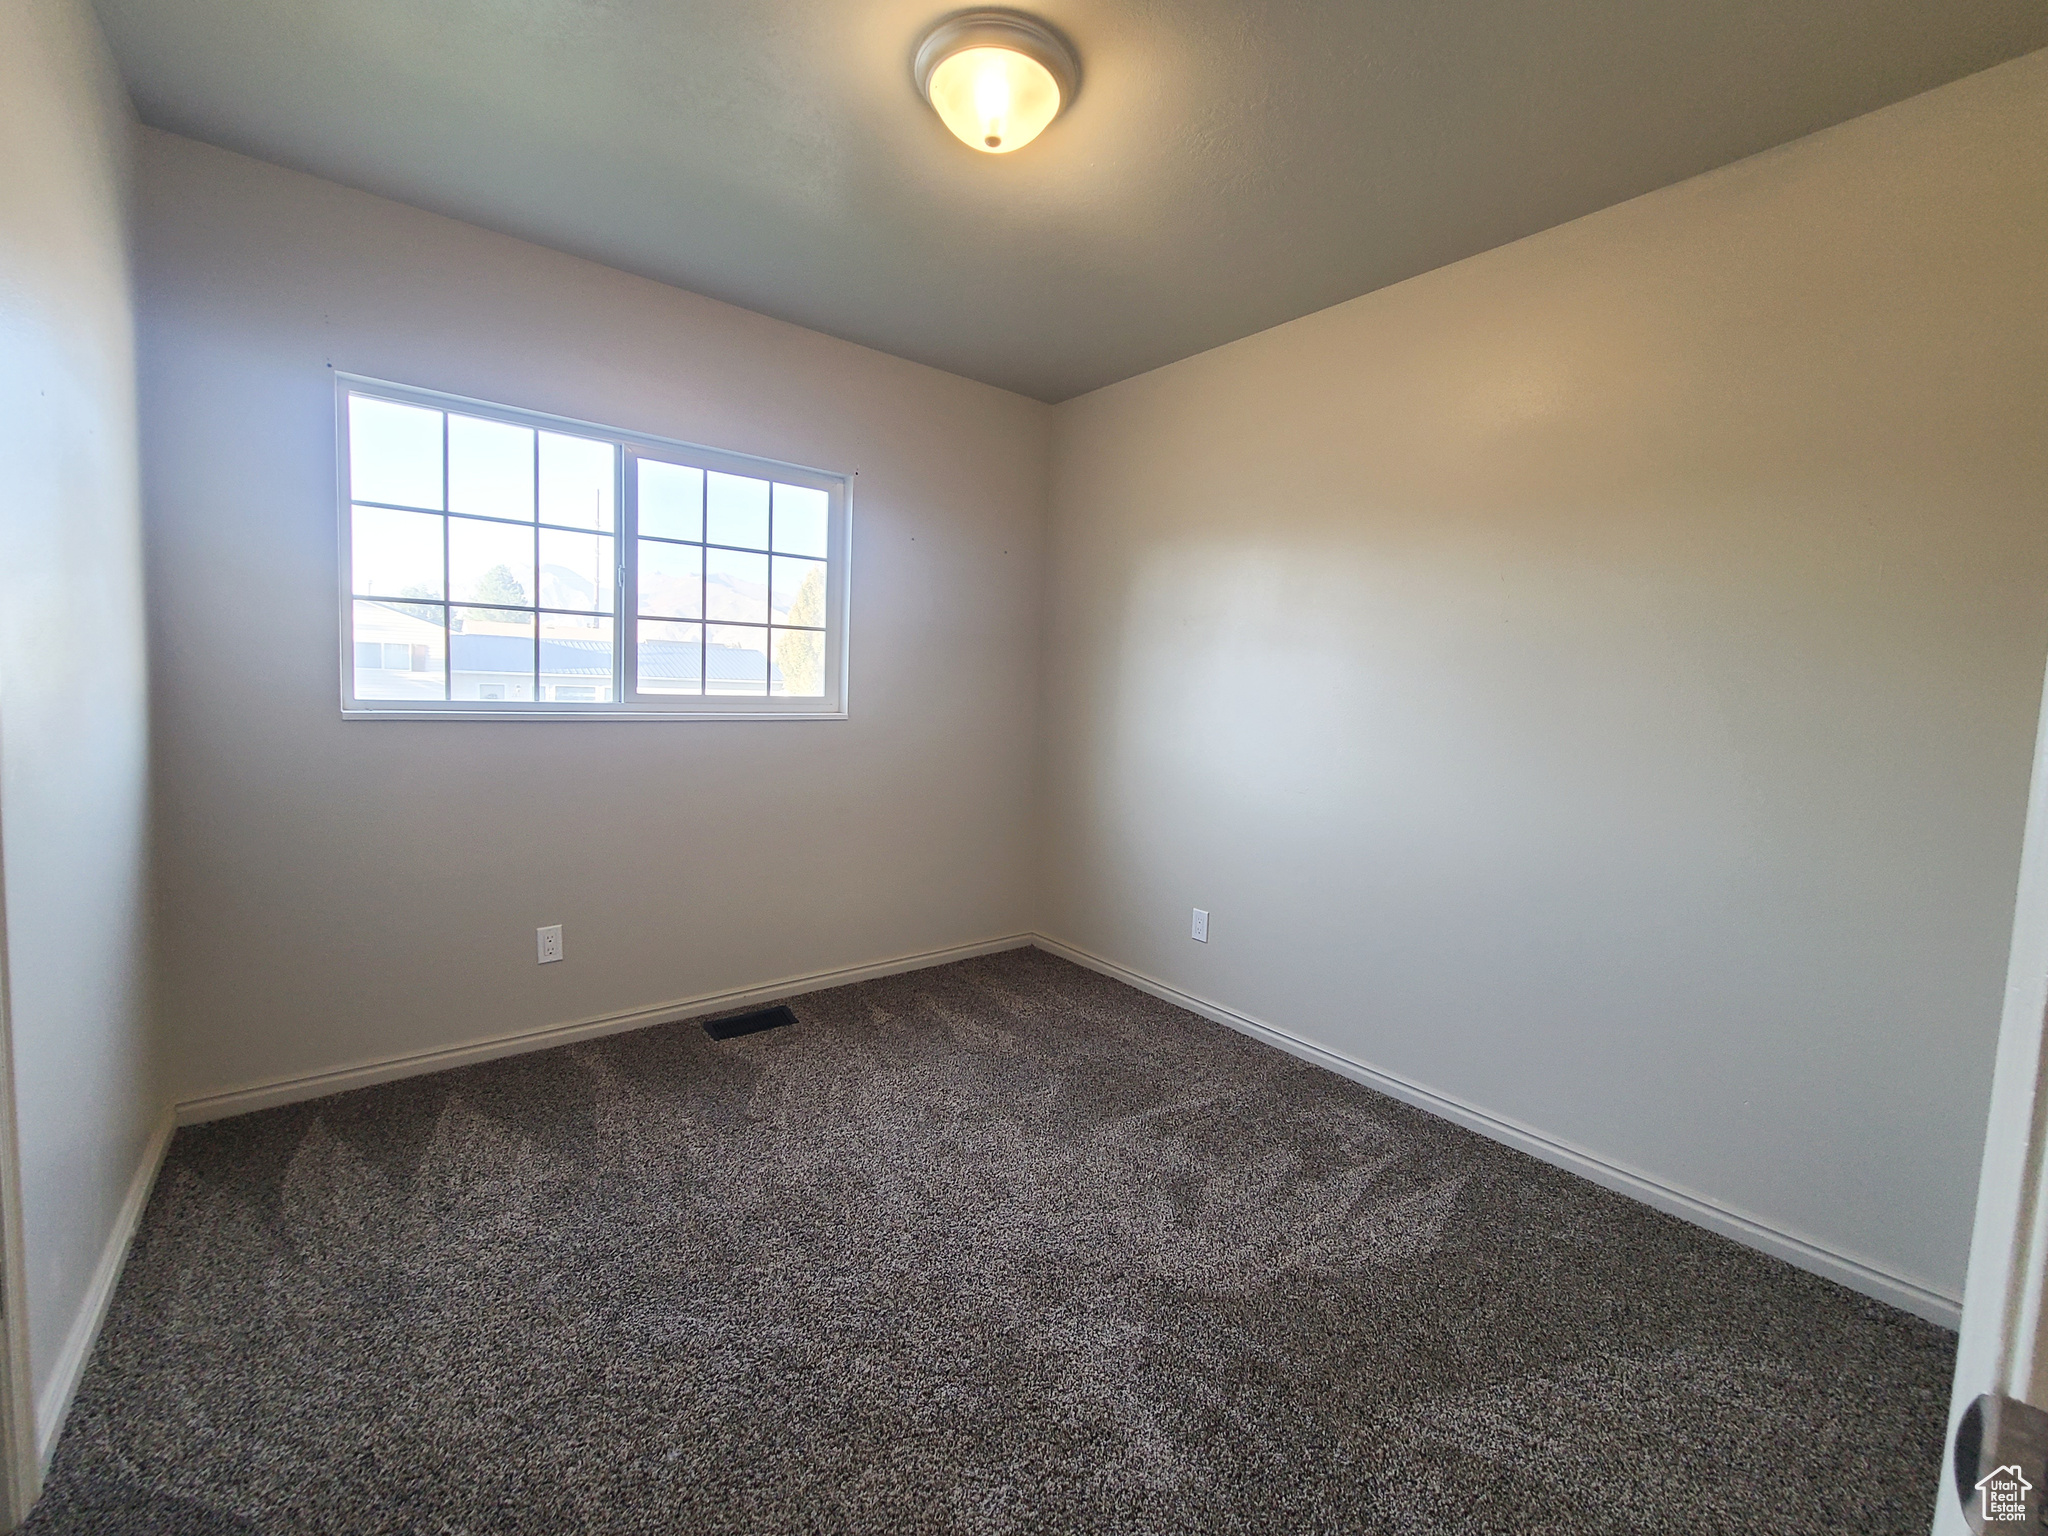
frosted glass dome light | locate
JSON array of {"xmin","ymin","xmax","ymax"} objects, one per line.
[{"xmin": 914, "ymin": 11, "xmax": 1079, "ymax": 155}]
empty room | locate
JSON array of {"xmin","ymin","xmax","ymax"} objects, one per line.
[{"xmin": 4, "ymin": 0, "xmax": 2047, "ymax": 1530}]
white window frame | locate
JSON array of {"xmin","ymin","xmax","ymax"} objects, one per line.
[{"xmin": 335, "ymin": 375, "xmax": 852, "ymax": 721}]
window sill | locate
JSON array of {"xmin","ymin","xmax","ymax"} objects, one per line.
[{"xmin": 340, "ymin": 707, "xmax": 849, "ymax": 723}]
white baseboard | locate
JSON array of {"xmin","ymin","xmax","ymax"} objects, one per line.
[
  {"xmin": 175, "ymin": 933, "xmax": 1035, "ymax": 1126},
  {"xmin": 1031, "ymin": 934, "xmax": 1963, "ymax": 1330},
  {"xmin": 162, "ymin": 927, "xmax": 1958, "ymax": 1330},
  {"xmin": 36, "ymin": 1108, "xmax": 175, "ymax": 1469}
]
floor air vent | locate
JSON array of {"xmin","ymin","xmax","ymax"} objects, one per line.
[{"xmin": 703, "ymin": 1004, "xmax": 797, "ymax": 1041}]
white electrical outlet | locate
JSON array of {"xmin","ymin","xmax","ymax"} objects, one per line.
[
  {"xmin": 1191, "ymin": 908, "xmax": 1209, "ymax": 943},
  {"xmin": 537, "ymin": 924, "xmax": 564, "ymax": 964}
]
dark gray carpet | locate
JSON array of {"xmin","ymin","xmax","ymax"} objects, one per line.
[{"xmin": 30, "ymin": 947, "xmax": 1951, "ymax": 1534}]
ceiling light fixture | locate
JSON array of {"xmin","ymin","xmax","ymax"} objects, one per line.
[{"xmin": 913, "ymin": 10, "xmax": 1078, "ymax": 155}]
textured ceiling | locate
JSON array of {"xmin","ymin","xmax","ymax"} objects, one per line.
[{"xmin": 94, "ymin": 1, "xmax": 2048, "ymax": 401}]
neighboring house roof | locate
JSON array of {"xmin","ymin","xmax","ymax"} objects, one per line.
[
  {"xmin": 639, "ymin": 640, "xmax": 782, "ymax": 686},
  {"xmin": 452, "ymin": 633, "xmax": 606, "ymax": 678},
  {"xmin": 352, "ymin": 603, "xmax": 442, "ymax": 643},
  {"xmin": 356, "ymin": 602, "xmax": 790, "ymax": 686},
  {"xmin": 450, "ymin": 632, "xmax": 781, "ymax": 685}
]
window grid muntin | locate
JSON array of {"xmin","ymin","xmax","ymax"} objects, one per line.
[
  {"xmin": 440, "ymin": 412, "xmax": 452, "ymax": 697},
  {"xmin": 356, "ymin": 498, "xmax": 616, "ymax": 538},
  {"xmin": 352, "ymin": 428, "xmax": 619, "ymax": 704},
  {"xmin": 627, "ymin": 459, "xmax": 827, "ymax": 700},
  {"xmin": 343, "ymin": 378, "xmax": 844, "ymax": 716},
  {"xmin": 346, "ymin": 390, "xmax": 632, "ymax": 705}
]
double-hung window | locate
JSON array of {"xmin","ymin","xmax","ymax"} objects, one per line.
[{"xmin": 338, "ymin": 378, "xmax": 849, "ymax": 718}]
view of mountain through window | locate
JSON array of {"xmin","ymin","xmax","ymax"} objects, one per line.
[{"xmin": 342, "ymin": 385, "xmax": 844, "ymax": 715}]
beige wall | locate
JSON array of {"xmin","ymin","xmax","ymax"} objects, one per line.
[
  {"xmin": 1041, "ymin": 51, "xmax": 2048, "ymax": 1314},
  {"xmin": 132, "ymin": 49, "xmax": 2048, "ymax": 1322},
  {"xmin": 0, "ymin": 0, "xmax": 161, "ymax": 1442},
  {"xmin": 137, "ymin": 131, "xmax": 1049, "ymax": 1105}
]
